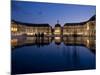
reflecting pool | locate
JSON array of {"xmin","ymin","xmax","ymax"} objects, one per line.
[{"xmin": 11, "ymin": 36, "xmax": 96, "ymax": 74}]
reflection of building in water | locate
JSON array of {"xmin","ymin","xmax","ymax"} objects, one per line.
[
  {"xmin": 11, "ymin": 20, "xmax": 52, "ymax": 36},
  {"xmin": 63, "ymin": 15, "xmax": 95, "ymax": 36},
  {"xmin": 11, "ymin": 36, "xmax": 95, "ymax": 53},
  {"xmin": 11, "ymin": 39, "xmax": 18, "ymax": 48},
  {"xmin": 54, "ymin": 37, "xmax": 62, "ymax": 45},
  {"xmin": 63, "ymin": 37, "xmax": 84, "ymax": 45},
  {"xmin": 63, "ymin": 36, "xmax": 95, "ymax": 53},
  {"xmin": 11, "ymin": 37, "xmax": 52, "ymax": 48},
  {"xmin": 84, "ymin": 37, "xmax": 95, "ymax": 52}
]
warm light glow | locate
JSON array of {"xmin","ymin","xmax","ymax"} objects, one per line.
[
  {"xmin": 87, "ymin": 24, "xmax": 89, "ymax": 30},
  {"xmin": 54, "ymin": 29, "xmax": 61, "ymax": 35},
  {"xmin": 55, "ymin": 37, "xmax": 60, "ymax": 40},
  {"xmin": 84, "ymin": 32, "xmax": 88, "ymax": 35},
  {"xmin": 55, "ymin": 30, "xmax": 60, "ymax": 33},
  {"xmin": 11, "ymin": 27, "xmax": 17, "ymax": 32},
  {"xmin": 44, "ymin": 32, "xmax": 47, "ymax": 35},
  {"xmin": 86, "ymin": 39, "xmax": 90, "ymax": 47},
  {"xmin": 11, "ymin": 39, "xmax": 18, "ymax": 47},
  {"xmin": 87, "ymin": 39, "xmax": 89, "ymax": 44},
  {"xmin": 11, "ymin": 28, "xmax": 13, "ymax": 31},
  {"xmin": 27, "ymin": 33, "xmax": 34, "ymax": 35},
  {"xmin": 77, "ymin": 32, "xmax": 83, "ymax": 35},
  {"xmin": 63, "ymin": 32, "xmax": 70, "ymax": 35}
]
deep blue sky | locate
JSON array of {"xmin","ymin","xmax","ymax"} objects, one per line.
[{"xmin": 11, "ymin": 1, "xmax": 96, "ymax": 27}]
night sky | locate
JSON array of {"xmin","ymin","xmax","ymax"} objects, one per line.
[{"xmin": 11, "ymin": 0, "xmax": 96, "ymax": 27}]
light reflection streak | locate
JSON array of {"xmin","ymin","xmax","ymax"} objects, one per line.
[{"xmin": 11, "ymin": 36, "xmax": 95, "ymax": 53}]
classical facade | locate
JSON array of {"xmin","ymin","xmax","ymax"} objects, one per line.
[
  {"xmin": 11, "ymin": 15, "xmax": 95, "ymax": 37},
  {"xmin": 25, "ymin": 24, "xmax": 52, "ymax": 36},
  {"xmin": 11, "ymin": 20, "xmax": 26, "ymax": 36},
  {"xmin": 54, "ymin": 22, "xmax": 62, "ymax": 36},
  {"xmin": 11, "ymin": 20, "xmax": 52, "ymax": 36},
  {"xmin": 63, "ymin": 15, "xmax": 96, "ymax": 36}
]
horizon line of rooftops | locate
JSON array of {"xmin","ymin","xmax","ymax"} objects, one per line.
[{"xmin": 11, "ymin": 15, "xmax": 96, "ymax": 27}]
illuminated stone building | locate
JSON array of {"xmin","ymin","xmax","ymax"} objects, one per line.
[
  {"xmin": 86, "ymin": 15, "xmax": 96, "ymax": 36},
  {"xmin": 11, "ymin": 21, "xmax": 18, "ymax": 36},
  {"xmin": 63, "ymin": 22, "xmax": 85, "ymax": 36},
  {"xmin": 11, "ymin": 15, "xmax": 95, "ymax": 37},
  {"xmin": 11, "ymin": 20, "xmax": 26, "ymax": 36},
  {"xmin": 63, "ymin": 15, "xmax": 96, "ymax": 36},
  {"xmin": 54, "ymin": 20, "xmax": 62, "ymax": 36},
  {"xmin": 24, "ymin": 24, "xmax": 52, "ymax": 36},
  {"xmin": 11, "ymin": 20, "xmax": 52, "ymax": 36}
]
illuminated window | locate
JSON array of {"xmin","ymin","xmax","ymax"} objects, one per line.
[
  {"xmin": 87, "ymin": 23, "xmax": 89, "ymax": 30},
  {"xmin": 11, "ymin": 27, "xmax": 17, "ymax": 32},
  {"xmin": 55, "ymin": 30, "xmax": 60, "ymax": 33}
]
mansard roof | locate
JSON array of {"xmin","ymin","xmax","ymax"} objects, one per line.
[
  {"xmin": 64, "ymin": 22, "xmax": 87, "ymax": 26},
  {"xmin": 55, "ymin": 24, "xmax": 61, "ymax": 27},
  {"xmin": 89, "ymin": 15, "xmax": 96, "ymax": 21},
  {"xmin": 11, "ymin": 20, "xmax": 50, "ymax": 27},
  {"xmin": 64, "ymin": 15, "xmax": 96, "ymax": 26}
]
